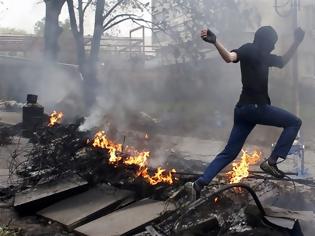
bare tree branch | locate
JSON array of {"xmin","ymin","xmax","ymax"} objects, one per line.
[
  {"xmin": 103, "ymin": 0, "xmax": 126, "ymax": 21},
  {"xmin": 132, "ymin": 0, "xmax": 151, "ymax": 11},
  {"xmin": 83, "ymin": 0, "xmax": 93, "ymax": 14},
  {"xmin": 103, "ymin": 15, "xmax": 165, "ymax": 33},
  {"xmin": 78, "ymin": 0, "xmax": 84, "ymax": 36},
  {"xmin": 78, "ymin": 0, "xmax": 84, "ymax": 35},
  {"xmin": 103, "ymin": 13, "xmax": 137, "ymax": 29},
  {"xmin": 103, "ymin": 17, "xmax": 131, "ymax": 31},
  {"xmin": 67, "ymin": 0, "xmax": 80, "ymax": 35},
  {"xmin": 130, "ymin": 17, "xmax": 166, "ymax": 32}
]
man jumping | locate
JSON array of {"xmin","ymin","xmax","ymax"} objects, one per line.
[{"xmin": 186, "ymin": 26, "xmax": 305, "ymax": 200}]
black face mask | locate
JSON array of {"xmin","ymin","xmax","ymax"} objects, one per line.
[{"xmin": 253, "ymin": 26, "xmax": 278, "ymax": 53}]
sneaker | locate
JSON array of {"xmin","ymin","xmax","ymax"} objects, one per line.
[
  {"xmin": 260, "ymin": 160, "xmax": 285, "ymax": 179},
  {"xmin": 184, "ymin": 182, "xmax": 201, "ymax": 201}
]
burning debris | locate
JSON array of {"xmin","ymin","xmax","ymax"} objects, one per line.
[
  {"xmin": 226, "ymin": 149, "xmax": 261, "ymax": 184},
  {"xmin": 90, "ymin": 131, "xmax": 176, "ymax": 186},
  {"xmin": 1, "ymin": 105, "xmax": 315, "ymax": 236},
  {"xmin": 7, "ymin": 110, "xmax": 177, "ymax": 193},
  {"xmin": 48, "ymin": 111, "xmax": 64, "ymax": 127}
]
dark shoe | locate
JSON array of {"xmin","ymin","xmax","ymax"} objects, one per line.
[
  {"xmin": 184, "ymin": 182, "xmax": 201, "ymax": 201},
  {"xmin": 260, "ymin": 160, "xmax": 285, "ymax": 179}
]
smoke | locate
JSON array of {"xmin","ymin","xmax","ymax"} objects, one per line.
[
  {"xmin": 2, "ymin": 0, "xmax": 315, "ymax": 168},
  {"xmin": 0, "ymin": 58, "xmax": 84, "ymax": 117}
]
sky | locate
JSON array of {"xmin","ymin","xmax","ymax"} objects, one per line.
[
  {"xmin": 0, "ymin": 0, "xmax": 151, "ymax": 36},
  {"xmin": 0, "ymin": 0, "xmax": 68, "ymax": 33}
]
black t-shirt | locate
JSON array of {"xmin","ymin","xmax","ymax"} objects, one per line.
[{"xmin": 232, "ymin": 43, "xmax": 284, "ymax": 105}]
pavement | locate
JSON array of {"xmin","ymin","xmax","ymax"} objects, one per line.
[
  {"xmin": 0, "ymin": 111, "xmax": 21, "ymax": 125},
  {"xmin": 155, "ymin": 134, "xmax": 315, "ymax": 179}
]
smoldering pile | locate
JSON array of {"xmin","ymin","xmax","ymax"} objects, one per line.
[{"xmin": 1, "ymin": 105, "xmax": 315, "ymax": 235}]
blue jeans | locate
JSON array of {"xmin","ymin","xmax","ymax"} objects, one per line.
[{"xmin": 197, "ymin": 104, "xmax": 302, "ymax": 186}]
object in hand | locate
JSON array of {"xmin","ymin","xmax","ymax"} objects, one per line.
[{"xmin": 201, "ymin": 29, "xmax": 216, "ymax": 44}]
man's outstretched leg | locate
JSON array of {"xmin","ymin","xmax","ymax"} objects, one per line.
[
  {"xmin": 256, "ymin": 105, "xmax": 302, "ymax": 177},
  {"xmin": 186, "ymin": 117, "xmax": 255, "ymax": 201}
]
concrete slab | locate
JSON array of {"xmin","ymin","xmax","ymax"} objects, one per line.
[
  {"xmin": 75, "ymin": 199, "xmax": 169, "ymax": 236},
  {"xmin": 264, "ymin": 205, "xmax": 315, "ymax": 222},
  {"xmin": 38, "ymin": 185, "xmax": 135, "ymax": 229},
  {"xmin": 14, "ymin": 175, "xmax": 88, "ymax": 212},
  {"xmin": 265, "ymin": 216, "xmax": 296, "ymax": 229}
]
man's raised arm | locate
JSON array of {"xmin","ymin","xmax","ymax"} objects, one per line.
[
  {"xmin": 281, "ymin": 27, "xmax": 305, "ymax": 67},
  {"xmin": 201, "ymin": 29, "xmax": 238, "ymax": 63}
]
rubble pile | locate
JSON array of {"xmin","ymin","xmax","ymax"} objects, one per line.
[
  {"xmin": 140, "ymin": 183, "xmax": 295, "ymax": 236},
  {"xmin": 2, "ymin": 116, "xmax": 184, "ymax": 201},
  {"xmin": 1, "ymin": 112, "xmax": 314, "ymax": 235}
]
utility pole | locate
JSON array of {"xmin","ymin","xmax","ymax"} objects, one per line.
[
  {"xmin": 291, "ymin": 0, "xmax": 300, "ymax": 126},
  {"xmin": 274, "ymin": 0, "xmax": 300, "ymax": 119},
  {"xmin": 274, "ymin": 0, "xmax": 304, "ymax": 176}
]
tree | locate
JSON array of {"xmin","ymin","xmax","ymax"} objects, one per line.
[
  {"xmin": 34, "ymin": 18, "xmax": 72, "ymax": 36},
  {"xmin": 34, "ymin": 18, "xmax": 45, "ymax": 35},
  {"xmin": 66, "ymin": 0, "xmax": 154, "ymax": 106},
  {"xmin": 43, "ymin": 0, "xmax": 67, "ymax": 61}
]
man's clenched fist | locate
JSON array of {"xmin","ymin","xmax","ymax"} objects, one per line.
[{"xmin": 201, "ymin": 29, "xmax": 216, "ymax": 44}]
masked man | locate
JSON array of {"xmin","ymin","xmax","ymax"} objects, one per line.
[{"xmin": 186, "ymin": 26, "xmax": 305, "ymax": 200}]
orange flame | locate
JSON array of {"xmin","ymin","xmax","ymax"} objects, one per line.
[
  {"xmin": 48, "ymin": 111, "xmax": 64, "ymax": 127},
  {"xmin": 226, "ymin": 149, "xmax": 261, "ymax": 184},
  {"xmin": 91, "ymin": 131, "xmax": 176, "ymax": 185},
  {"xmin": 145, "ymin": 133, "xmax": 149, "ymax": 139},
  {"xmin": 138, "ymin": 167, "xmax": 176, "ymax": 185},
  {"xmin": 92, "ymin": 131, "xmax": 123, "ymax": 163},
  {"xmin": 214, "ymin": 197, "xmax": 219, "ymax": 203}
]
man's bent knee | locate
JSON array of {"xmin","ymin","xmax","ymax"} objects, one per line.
[{"xmin": 295, "ymin": 117, "xmax": 302, "ymax": 128}]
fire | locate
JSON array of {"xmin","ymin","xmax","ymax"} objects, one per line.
[
  {"xmin": 214, "ymin": 197, "xmax": 219, "ymax": 203},
  {"xmin": 145, "ymin": 133, "xmax": 149, "ymax": 139},
  {"xmin": 92, "ymin": 131, "xmax": 123, "ymax": 163},
  {"xmin": 138, "ymin": 167, "xmax": 176, "ymax": 185},
  {"xmin": 91, "ymin": 131, "xmax": 176, "ymax": 185},
  {"xmin": 226, "ymin": 149, "xmax": 261, "ymax": 184},
  {"xmin": 48, "ymin": 111, "xmax": 64, "ymax": 127}
]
